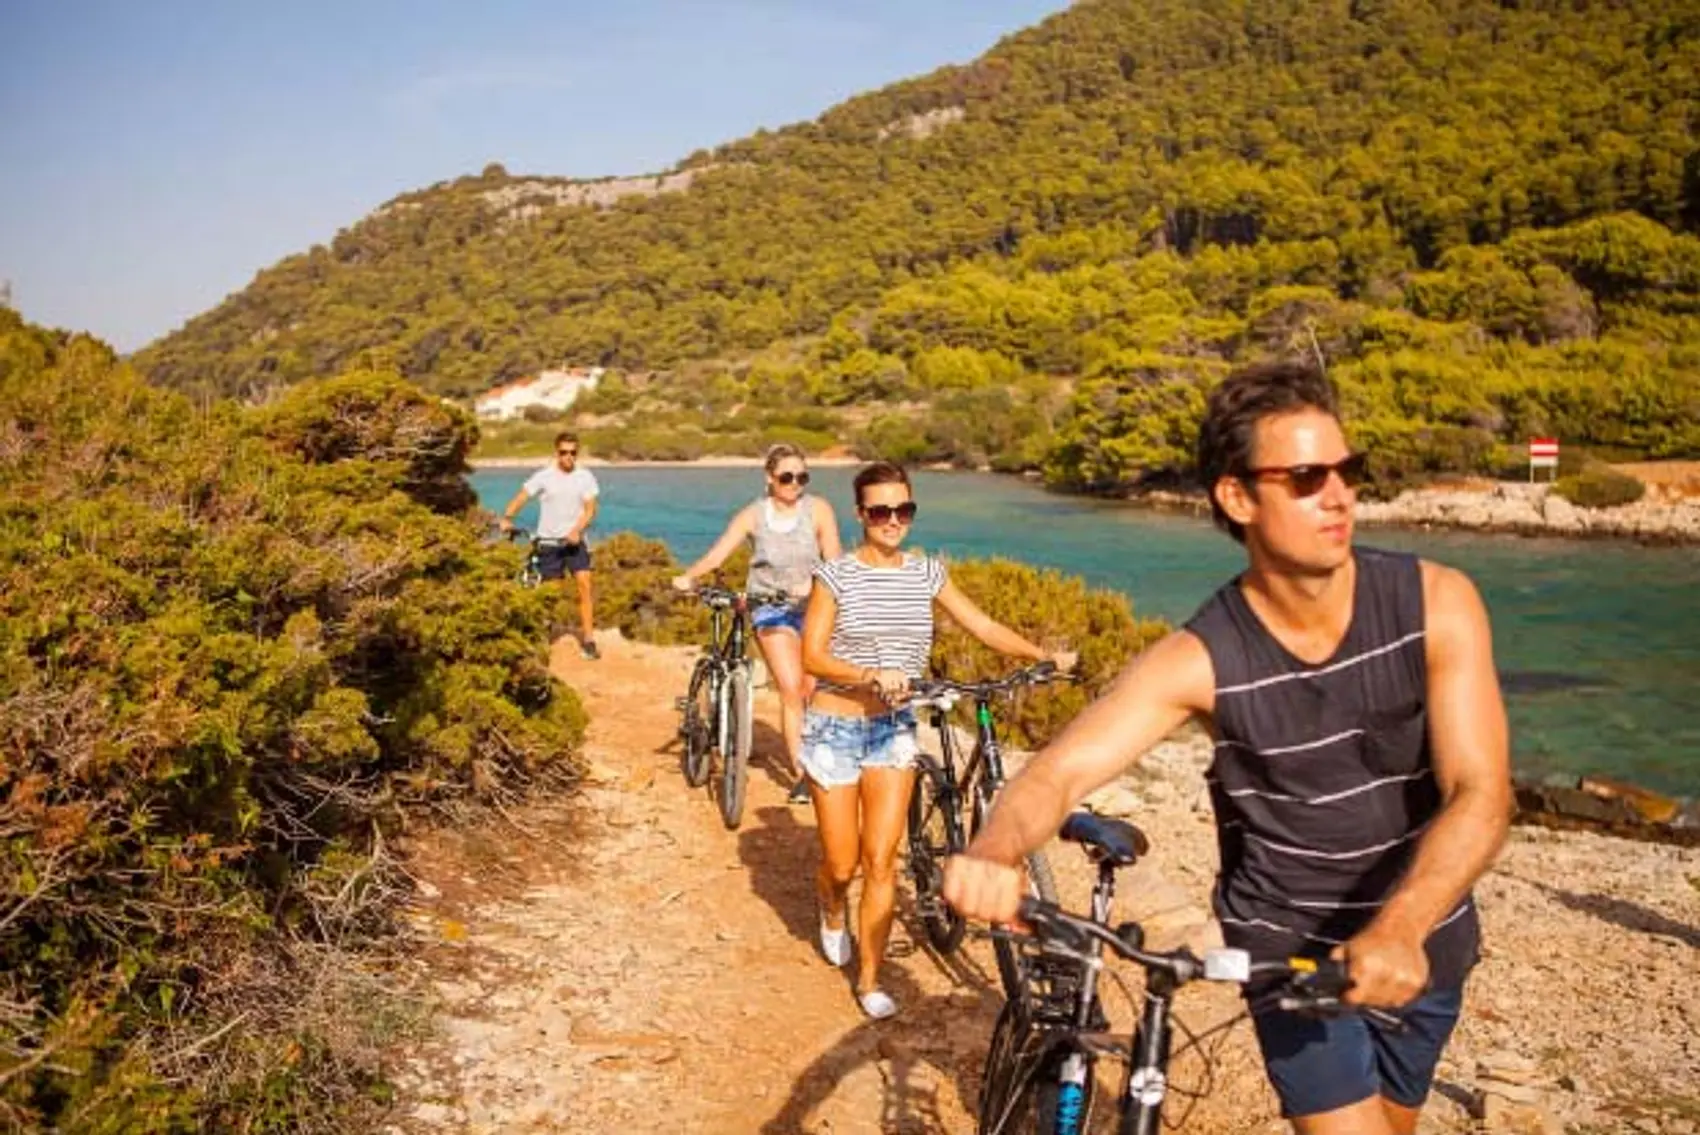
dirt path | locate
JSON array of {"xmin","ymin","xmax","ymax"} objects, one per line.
[{"xmin": 389, "ymin": 635, "xmax": 1700, "ymax": 1135}]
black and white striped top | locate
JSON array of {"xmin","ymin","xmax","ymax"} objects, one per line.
[
  {"xmin": 1185, "ymin": 547, "xmax": 1480, "ymax": 991},
  {"xmin": 813, "ymin": 552, "xmax": 947, "ymax": 682}
]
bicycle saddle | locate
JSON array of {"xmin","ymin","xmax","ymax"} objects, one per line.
[{"xmin": 1059, "ymin": 812, "xmax": 1149, "ymax": 867}]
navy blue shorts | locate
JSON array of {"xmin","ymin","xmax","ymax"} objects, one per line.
[
  {"xmin": 750, "ymin": 602, "xmax": 805, "ymax": 635},
  {"xmin": 1252, "ymin": 985, "xmax": 1465, "ymax": 1118},
  {"xmin": 537, "ymin": 540, "xmax": 591, "ymax": 579}
]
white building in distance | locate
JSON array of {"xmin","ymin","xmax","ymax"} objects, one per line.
[{"xmin": 474, "ymin": 367, "xmax": 604, "ymax": 420}]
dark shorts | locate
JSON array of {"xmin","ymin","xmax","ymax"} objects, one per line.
[
  {"xmin": 750, "ymin": 602, "xmax": 805, "ymax": 635},
  {"xmin": 1252, "ymin": 985, "xmax": 1465, "ymax": 1118},
  {"xmin": 537, "ymin": 540, "xmax": 591, "ymax": 580}
]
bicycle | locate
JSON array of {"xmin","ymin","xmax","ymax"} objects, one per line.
[
  {"xmin": 904, "ymin": 662, "xmax": 1068, "ymax": 990},
  {"xmin": 674, "ymin": 585, "xmax": 792, "ymax": 830},
  {"xmin": 973, "ymin": 811, "xmax": 1405, "ymax": 1135},
  {"xmin": 502, "ymin": 526, "xmax": 551, "ymax": 588}
]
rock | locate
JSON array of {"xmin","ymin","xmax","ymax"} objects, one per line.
[
  {"xmin": 416, "ymin": 878, "xmax": 443, "ymax": 899},
  {"xmin": 411, "ymin": 1101, "xmax": 455, "ymax": 1125},
  {"xmin": 1578, "ymin": 775, "xmax": 1682, "ymax": 824},
  {"xmin": 1480, "ymin": 1093, "xmax": 1561, "ymax": 1134},
  {"xmin": 1480, "ymin": 1081, "xmax": 1545, "ymax": 1105},
  {"xmin": 1477, "ymin": 1049, "xmax": 1549, "ymax": 1087},
  {"xmin": 1085, "ymin": 785, "xmax": 1142, "ymax": 817}
]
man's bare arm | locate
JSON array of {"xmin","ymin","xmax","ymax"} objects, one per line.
[
  {"xmin": 945, "ymin": 631, "xmax": 1214, "ymax": 922},
  {"xmin": 1378, "ymin": 563, "xmax": 1510, "ymax": 937},
  {"xmin": 500, "ymin": 487, "xmax": 530, "ymax": 527},
  {"xmin": 1340, "ymin": 563, "xmax": 1511, "ymax": 1006}
]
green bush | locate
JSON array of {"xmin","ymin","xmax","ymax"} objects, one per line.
[
  {"xmin": 0, "ymin": 311, "xmax": 583, "ymax": 1132},
  {"xmin": 931, "ymin": 558, "xmax": 1169, "ymax": 749},
  {"xmin": 592, "ymin": 532, "xmax": 752, "ymax": 646},
  {"xmin": 1553, "ymin": 464, "xmax": 1647, "ymax": 509}
]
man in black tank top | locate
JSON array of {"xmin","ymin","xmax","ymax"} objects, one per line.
[{"xmin": 944, "ymin": 363, "xmax": 1512, "ymax": 1135}]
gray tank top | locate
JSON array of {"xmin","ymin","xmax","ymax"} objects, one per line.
[
  {"xmin": 1185, "ymin": 547, "xmax": 1479, "ymax": 990},
  {"xmin": 746, "ymin": 496, "xmax": 822, "ymax": 602}
]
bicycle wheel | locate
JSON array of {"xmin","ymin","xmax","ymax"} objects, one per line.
[
  {"xmin": 517, "ymin": 559, "xmax": 542, "ymax": 588},
  {"xmin": 976, "ymin": 1003, "xmax": 1095, "ymax": 1135},
  {"xmin": 906, "ymin": 754, "xmax": 967, "ymax": 953},
  {"xmin": 681, "ymin": 659, "xmax": 715, "ymax": 788},
  {"xmin": 974, "ymin": 787, "xmax": 1058, "ymax": 999},
  {"xmin": 717, "ymin": 666, "xmax": 754, "ymax": 830}
]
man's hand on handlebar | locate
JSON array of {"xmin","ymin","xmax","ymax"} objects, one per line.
[
  {"xmin": 1332, "ymin": 920, "xmax": 1431, "ymax": 1009},
  {"xmin": 941, "ymin": 854, "xmax": 1027, "ymax": 926}
]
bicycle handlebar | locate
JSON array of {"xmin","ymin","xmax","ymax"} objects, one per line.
[
  {"xmin": 1010, "ymin": 897, "xmax": 1400, "ymax": 1027},
  {"xmin": 908, "ymin": 661, "xmax": 1070, "ymax": 702},
  {"xmin": 689, "ymin": 585, "xmax": 795, "ymax": 611}
]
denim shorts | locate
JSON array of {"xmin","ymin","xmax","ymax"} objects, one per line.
[
  {"xmin": 1252, "ymin": 984, "xmax": 1465, "ymax": 1118},
  {"xmin": 800, "ymin": 708, "xmax": 919, "ymax": 788},
  {"xmin": 750, "ymin": 602, "xmax": 805, "ymax": 635}
]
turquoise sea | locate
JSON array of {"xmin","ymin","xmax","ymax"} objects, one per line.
[{"xmin": 473, "ymin": 466, "xmax": 1700, "ymax": 795}]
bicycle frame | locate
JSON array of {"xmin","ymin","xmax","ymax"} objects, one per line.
[{"xmin": 921, "ymin": 692, "xmax": 1007, "ymax": 816}]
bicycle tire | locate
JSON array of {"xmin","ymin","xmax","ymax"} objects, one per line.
[
  {"xmin": 718, "ymin": 666, "xmax": 754, "ymax": 830},
  {"xmin": 906, "ymin": 753, "xmax": 967, "ymax": 953},
  {"xmin": 976, "ymin": 1003, "xmax": 1095, "ymax": 1135},
  {"xmin": 681, "ymin": 659, "xmax": 715, "ymax": 788},
  {"xmin": 518, "ymin": 563, "xmax": 542, "ymax": 588}
]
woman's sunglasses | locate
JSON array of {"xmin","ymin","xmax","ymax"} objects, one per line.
[
  {"xmin": 862, "ymin": 501, "xmax": 919, "ymax": 525},
  {"xmin": 1242, "ymin": 453, "xmax": 1368, "ymax": 497},
  {"xmin": 773, "ymin": 470, "xmax": 810, "ymax": 486}
]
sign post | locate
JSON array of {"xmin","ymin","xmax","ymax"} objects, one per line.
[{"xmin": 1529, "ymin": 437, "xmax": 1559, "ymax": 482}]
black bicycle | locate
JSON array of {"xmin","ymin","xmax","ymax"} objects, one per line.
[
  {"xmin": 675, "ymin": 585, "xmax": 790, "ymax": 830},
  {"xmin": 974, "ymin": 812, "xmax": 1403, "ymax": 1135},
  {"xmin": 905, "ymin": 662, "xmax": 1068, "ymax": 985},
  {"xmin": 502, "ymin": 526, "xmax": 549, "ymax": 588}
]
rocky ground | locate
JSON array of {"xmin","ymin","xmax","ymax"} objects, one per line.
[{"xmin": 384, "ymin": 634, "xmax": 1700, "ymax": 1134}]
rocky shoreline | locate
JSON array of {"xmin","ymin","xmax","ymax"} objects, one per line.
[
  {"xmin": 1133, "ymin": 481, "xmax": 1700, "ymax": 546},
  {"xmin": 1356, "ymin": 481, "xmax": 1700, "ymax": 546}
]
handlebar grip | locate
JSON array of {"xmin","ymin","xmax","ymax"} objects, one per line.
[
  {"xmin": 1292, "ymin": 957, "xmax": 1352, "ymax": 997},
  {"xmin": 1029, "ymin": 660, "xmax": 1057, "ymax": 679},
  {"xmin": 1016, "ymin": 896, "xmax": 1057, "ymax": 926}
]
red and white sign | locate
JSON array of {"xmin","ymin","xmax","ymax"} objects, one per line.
[{"xmin": 1529, "ymin": 437, "xmax": 1559, "ymax": 480}]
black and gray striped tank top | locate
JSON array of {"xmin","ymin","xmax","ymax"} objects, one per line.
[{"xmin": 1185, "ymin": 547, "xmax": 1479, "ymax": 991}]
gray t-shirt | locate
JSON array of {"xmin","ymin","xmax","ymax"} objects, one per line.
[{"xmin": 522, "ymin": 465, "xmax": 600, "ymax": 540}]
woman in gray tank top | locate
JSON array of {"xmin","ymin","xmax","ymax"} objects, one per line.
[{"xmin": 672, "ymin": 444, "xmax": 842, "ymax": 801}]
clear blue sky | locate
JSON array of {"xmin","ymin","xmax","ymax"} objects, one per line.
[{"xmin": 0, "ymin": 0, "xmax": 1064, "ymax": 353}]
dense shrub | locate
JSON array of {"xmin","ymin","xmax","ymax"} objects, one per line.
[
  {"xmin": 931, "ymin": 558, "xmax": 1169, "ymax": 749},
  {"xmin": 1553, "ymin": 464, "xmax": 1647, "ymax": 509},
  {"xmin": 0, "ymin": 311, "xmax": 583, "ymax": 1132},
  {"xmin": 592, "ymin": 532, "xmax": 752, "ymax": 646}
]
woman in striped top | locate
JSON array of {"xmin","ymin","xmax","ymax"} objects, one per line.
[{"xmin": 801, "ymin": 461, "xmax": 1075, "ymax": 1020}]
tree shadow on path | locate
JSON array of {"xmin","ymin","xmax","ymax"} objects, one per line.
[
  {"xmin": 737, "ymin": 803, "xmax": 1037, "ymax": 1132},
  {"xmin": 1505, "ymin": 873, "xmax": 1700, "ymax": 948}
]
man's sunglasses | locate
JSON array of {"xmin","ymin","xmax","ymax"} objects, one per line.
[
  {"xmin": 773, "ymin": 470, "xmax": 810, "ymax": 486},
  {"xmin": 1242, "ymin": 453, "xmax": 1368, "ymax": 497},
  {"xmin": 862, "ymin": 501, "xmax": 919, "ymax": 525},
  {"xmin": 557, "ymin": 448, "xmax": 578, "ymax": 457}
]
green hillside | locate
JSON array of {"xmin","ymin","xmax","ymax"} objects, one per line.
[{"xmin": 138, "ymin": 0, "xmax": 1700, "ymax": 489}]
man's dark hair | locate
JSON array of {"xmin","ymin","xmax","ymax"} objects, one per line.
[
  {"xmin": 852, "ymin": 461, "xmax": 911, "ymax": 507},
  {"xmin": 554, "ymin": 430, "xmax": 579, "ymax": 449},
  {"xmin": 1196, "ymin": 362, "xmax": 1340, "ymax": 543}
]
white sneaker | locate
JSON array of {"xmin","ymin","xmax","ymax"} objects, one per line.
[
  {"xmin": 819, "ymin": 910, "xmax": 851, "ymax": 967},
  {"xmin": 858, "ymin": 989, "xmax": 897, "ymax": 1020}
]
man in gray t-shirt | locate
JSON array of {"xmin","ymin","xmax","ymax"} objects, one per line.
[{"xmin": 500, "ymin": 431, "xmax": 602, "ymax": 659}]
